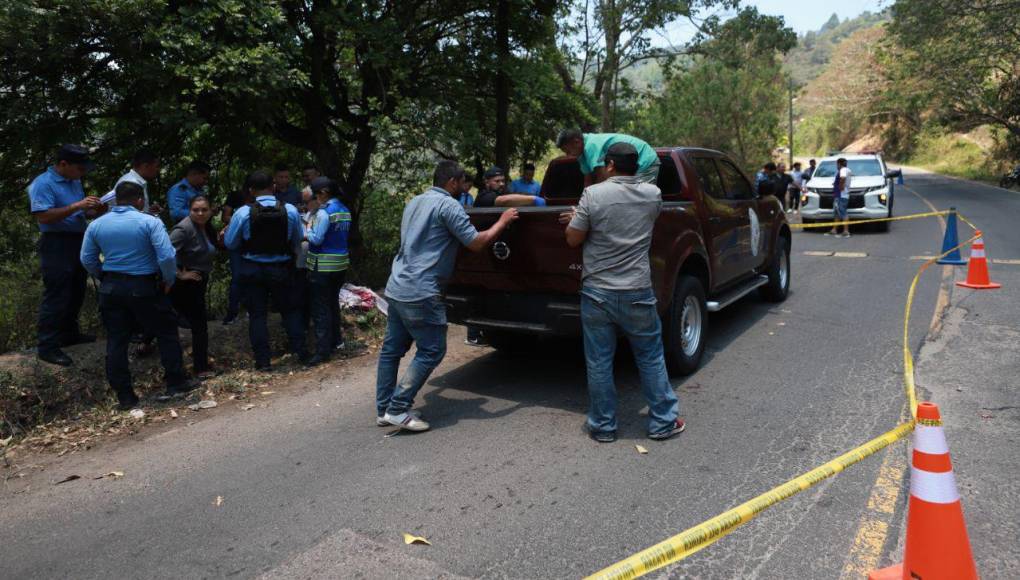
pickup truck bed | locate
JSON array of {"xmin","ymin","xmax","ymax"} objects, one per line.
[{"xmin": 446, "ymin": 147, "xmax": 791, "ymax": 375}]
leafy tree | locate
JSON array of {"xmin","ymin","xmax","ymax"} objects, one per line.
[{"xmin": 887, "ymin": 0, "xmax": 1020, "ymax": 155}]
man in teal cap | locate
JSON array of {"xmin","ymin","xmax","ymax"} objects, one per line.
[{"xmin": 556, "ymin": 129, "xmax": 660, "ymax": 185}]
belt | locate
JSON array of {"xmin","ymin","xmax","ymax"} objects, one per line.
[
  {"xmin": 41, "ymin": 231, "xmax": 85, "ymax": 238},
  {"xmin": 102, "ymin": 272, "xmax": 159, "ymax": 281}
]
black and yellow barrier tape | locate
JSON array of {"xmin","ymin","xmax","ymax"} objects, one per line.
[
  {"xmin": 789, "ymin": 209, "xmax": 950, "ymax": 230},
  {"xmin": 585, "ymin": 212, "xmax": 981, "ymax": 580}
]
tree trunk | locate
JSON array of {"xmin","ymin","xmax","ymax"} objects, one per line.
[
  {"xmin": 599, "ymin": 0, "xmax": 619, "ymax": 132},
  {"xmin": 494, "ymin": 0, "xmax": 511, "ymax": 170}
]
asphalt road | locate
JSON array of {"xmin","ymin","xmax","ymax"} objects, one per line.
[{"xmin": 1, "ymin": 168, "xmax": 1016, "ymax": 579}]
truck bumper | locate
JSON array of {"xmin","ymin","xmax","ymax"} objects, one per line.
[
  {"xmin": 800, "ymin": 191, "xmax": 891, "ymax": 221},
  {"xmin": 444, "ymin": 291, "xmax": 581, "ymax": 336}
]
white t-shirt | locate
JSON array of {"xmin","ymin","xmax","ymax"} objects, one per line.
[
  {"xmin": 838, "ymin": 167, "xmax": 852, "ymax": 199},
  {"xmin": 100, "ymin": 169, "xmax": 150, "ymax": 211},
  {"xmin": 791, "ymin": 169, "xmax": 804, "ymax": 188}
]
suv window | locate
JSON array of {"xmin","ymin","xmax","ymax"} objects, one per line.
[
  {"xmin": 691, "ymin": 158, "xmax": 725, "ymax": 200},
  {"xmin": 717, "ymin": 160, "xmax": 754, "ymax": 200}
]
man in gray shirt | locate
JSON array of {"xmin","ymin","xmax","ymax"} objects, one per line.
[
  {"xmin": 560, "ymin": 142, "xmax": 684, "ymax": 443},
  {"xmin": 376, "ymin": 160, "xmax": 518, "ymax": 432}
]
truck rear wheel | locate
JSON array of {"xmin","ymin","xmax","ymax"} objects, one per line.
[
  {"xmin": 760, "ymin": 234, "xmax": 790, "ymax": 302},
  {"xmin": 665, "ymin": 275, "xmax": 708, "ymax": 376}
]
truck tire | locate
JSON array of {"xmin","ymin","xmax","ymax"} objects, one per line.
[
  {"xmin": 664, "ymin": 275, "xmax": 708, "ymax": 376},
  {"xmin": 759, "ymin": 234, "xmax": 791, "ymax": 302},
  {"xmin": 876, "ymin": 204, "xmax": 892, "ymax": 232}
]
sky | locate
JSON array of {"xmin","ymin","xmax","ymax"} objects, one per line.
[{"xmin": 746, "ymin": 0, "xmax": 888, "ymax": 33}]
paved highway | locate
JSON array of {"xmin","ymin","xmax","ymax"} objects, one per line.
[{"xmin": 1, "ymin": 168, "xmax": 1016, "ymax": 578}]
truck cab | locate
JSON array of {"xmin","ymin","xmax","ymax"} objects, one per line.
[{"xmin": 445, "ymin": 147, "xmax": 791, "ymax": 375}]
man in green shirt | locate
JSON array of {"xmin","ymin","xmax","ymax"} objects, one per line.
[{"xmin": 556, "ymin": 129, "xmax": 660, "ymax": 185}]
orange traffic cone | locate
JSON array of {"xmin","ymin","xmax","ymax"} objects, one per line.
[
  {"xmin": 869, "ymin": 402, "xmax": 978, "ymax": 580},
  {"xmin": 957, "ymin": 231, "xmax": 1001, "ymax": 289}
]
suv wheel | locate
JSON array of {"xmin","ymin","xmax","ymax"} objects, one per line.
[
  {"xmin": 665, "ymin": 275, "xmax": 708, "ymax": 376},
  {"xmin": 760, "ymin": 235, "xmax": 791, "ymax": 302}
]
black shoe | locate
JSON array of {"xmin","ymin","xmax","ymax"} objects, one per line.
[
  {"xmin": 161, "ymin": 379, "xmax": 200, "ymax": 399},
  {"xmin": 38, "ymin": 349, "xmax": 73, "ymax": 367},
  {"xmin": 117, "ymin": 395, "xmax": 141, "ymax": 411},
  {"xmin": 304, "ymin": 354, "xmax": 327, "ymax": 367},
  {"xmin": 648, "ymin": 418, "xmax": 686, "ymax": 441},
  {"xmin": 588, "ymin": 429, "xmax": 616, "ymax": 443},
  {"xmin": 61, "ymin": 333, "xmax": 96, "ymax": 347}
]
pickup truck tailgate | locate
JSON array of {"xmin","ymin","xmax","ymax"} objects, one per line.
[{"xmin": 450, "ymin": 207, "xmax": 581, "ymax": 295}]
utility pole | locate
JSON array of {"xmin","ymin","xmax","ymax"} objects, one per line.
[{"xmin": 788, "ymin": 79, "xmax": 795, "ymax": 168}]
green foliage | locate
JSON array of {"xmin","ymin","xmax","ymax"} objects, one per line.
[
  {"xmin": 783, "ymin": 10, "xmax": 890, "ymax": 87},
  {"xmin": 902, "ymin": 126, "xmax": 1002, "ymax": 183}
]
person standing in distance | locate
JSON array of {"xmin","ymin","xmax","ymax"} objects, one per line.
[
  {"xmin": 167, "ymin": 161, "xmax": 211, "ymax": 223},
  {"xmin": 28, "ymin": 144, "xmax": 104, "ymax": 366},
  {"xmin": 223, "ymin": 170, "xmax": 308, "ymax": 370},
  {"xmin": 509, "ymin": 162, "xmax": 541, "ymax": 195},
  {"xmin": 559, "ymin": 142, "xmax": 684, "ymax": 443},
  {"xmin": 827, "ymin": 157, "xmax": 852, "ymax": 238},
  {"xmin": 80, "ymin": 181, "xmax": 196, "ymax": 409},
  {"xmin": 100, "ymin": 148, "xmax": 163, "ymax": 215},
  {"xmin": 305, "ymin": 177, "xmax": 351, "ymax": 366},
  {"xmin": 556, "ymin": 129, "xmax": 660, "ymax": 185},
  {"xmin": 376, "ymin": 160, "xmax": 519, "ymax": 431}
]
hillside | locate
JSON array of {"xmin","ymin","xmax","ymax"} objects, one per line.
[{"xmin": 784, "ymin": 10, "xmax": 890, "ymax": 87}]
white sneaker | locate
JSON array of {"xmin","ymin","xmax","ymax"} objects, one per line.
[
  {"xmin": 376, "ymin": 409, "xmax": 421, "ymax": 426},
  {"xmin": 382, "ymin": 411, "xmax": 430, "ymax": 431}
]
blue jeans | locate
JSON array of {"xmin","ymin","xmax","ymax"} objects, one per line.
[
  {"xmin": 835, "ymin": 196, "xmax": 849, "ymax": 219},
  {"xmin": 238, "ymin": 260, "xmax": 307, "ymax": 366},
  {"xmin": 375, "ymin": 296, "xmax": 448, "ymax": 416},
  {"xmin": 580, "ymin": 286, "xmax": 680, "ymax": 435}
]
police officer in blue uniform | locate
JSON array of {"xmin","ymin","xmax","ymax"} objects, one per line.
[
  {"xmin": 80, "ymin": 181, "xmax": 196, "ymax": 409},
  {"xmin": 305, "ymin": 177, "xmax": 352, "ymax": 365},
  {"xmin": 223, "ymin": 170, "xmax": 309, "ymax": 370},
  {"xmin": 28, "ymin": 145, "xmax": 104, "ymax": 366}
]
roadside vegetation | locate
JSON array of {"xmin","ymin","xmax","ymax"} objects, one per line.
[{"xmin": 790, "ymin": 4, "xmax": 1019, "ymax": 179}]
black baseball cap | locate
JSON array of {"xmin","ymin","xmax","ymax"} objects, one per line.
[
  {"xmin": 310, "ymin": 176, "xmax": 344, "ymax": 197},
  {"xmin": 483, "ymin": 166, "xmax": 505, "ymax": 179},
  {"xmin": 55, "ymin": 144, "xmax": 95, "ymax": 171}
]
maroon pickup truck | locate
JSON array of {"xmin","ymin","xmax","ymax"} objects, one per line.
[{"xmin": 445, "ymin": 147, "xmax": 791, "ymax": 375}]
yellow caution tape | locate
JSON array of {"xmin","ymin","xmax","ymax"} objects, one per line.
[
  {"xmin": 586, "ymin": 211, "xmax": 982, "ymax": 580},
  {"xmin": 790, "ymin": 209, "xmax": 949, "ymax": 230},
  {"xmin": 955, "ymin": 212, "xmax": 979, "ymax": 232},
  {"xmin": 586, "ymin": 422, "xmax": 915, "ymax": 580}
]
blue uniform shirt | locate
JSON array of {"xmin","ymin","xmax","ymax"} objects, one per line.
[
  {"xmin": 80, "ymin": 206, "xmax": 177, "ymax": 284},
  {"xmin": 223, "ymin": 194, "xmax": 303, "ymax": 263},
  {"xmin": 509, "ymin": 178, "xmax": 541, "ymax": 196},
  {"xmin": 167, "ymin": 178, "xmax": 204, "ymax": 222},
  {"xmin": 28, "ymin": 167, "xmax": 87, "ymax": 233},
  {"xmin": 384, "ymin": 187, "xmax": 478, "ymax": 302}
]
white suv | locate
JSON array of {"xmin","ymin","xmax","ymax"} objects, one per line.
[{"xmin": 800, "ymin": 153, "xmax": 901, "ymax": 231}]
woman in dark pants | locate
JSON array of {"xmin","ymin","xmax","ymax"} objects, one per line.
[{"xmin": 170, "ymin": 195, "xmax": 218, "ymax": 377}]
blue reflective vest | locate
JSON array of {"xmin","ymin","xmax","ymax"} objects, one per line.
[{"xmin": 307, "ymin": 199, "xmax": 351, "ymax": 272}]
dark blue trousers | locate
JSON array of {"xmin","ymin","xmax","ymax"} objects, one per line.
[
  {"xmin": 98, "ymin": 275, "xmax": 187, "ymax": 405},
  {"xmin": 37, "ymin": 233, "xmax": 88, "ymax": 354},
  {"xmin": 226, "ymin": 250, "xmax": 244, "ymax": 319},
  {"xmin": 238, "ymin": 260, "xmax": 307, "ymax": 366},
  {"xmin": 309, "ymin": 270, "xmax": 346, "ymax": 357}
]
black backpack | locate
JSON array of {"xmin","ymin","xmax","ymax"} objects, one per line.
[{"xmin": 243, "ymin": 200, "xmax": 291, "ymax": 256}]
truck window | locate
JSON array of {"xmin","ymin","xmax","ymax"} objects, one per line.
[
  {"xmin": 541, "ymin": 157, "xmax": 584, "ymax": 200},
  {"xmin": 717, "ymin": 160, "xmax": 754, "ymax": 201},
  {"xmin": 691, "ymin": 158, "xmax": 725, "ymax": 200},
  {"xmin": 656, "ymin": 154, "xmax": 685, "ymax": 200}
]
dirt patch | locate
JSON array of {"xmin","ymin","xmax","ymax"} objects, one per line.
[{"xmin": 1, "ymin": 309, "xmax": 386, "ymax": 470}]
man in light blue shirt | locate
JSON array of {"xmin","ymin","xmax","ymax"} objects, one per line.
[
  {"xmin": 375, "ymin": 160, "xmax": 519, "ymax": 432},
  {"xmin": 80, "ymin": 181, "xmax": 193, "ymax": 409},
  {"xmin": 167, "ymin": 161, "xmax": 211, "ymax": 223},
  {"xmin": 28, "ymin": 144, "xmax": 104, "ymax": 366},
  {"xmin": 224, "ymin": 170, "xmax": 308, "ymax": 370},
  {"xmin": 509, "ymin": 162, "xmax": 542, "ymax": 195}
]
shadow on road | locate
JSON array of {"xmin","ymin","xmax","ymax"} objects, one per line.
[{"xmin": 420, "ymin": 293, "xmax": 777, "ymax": 430}]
